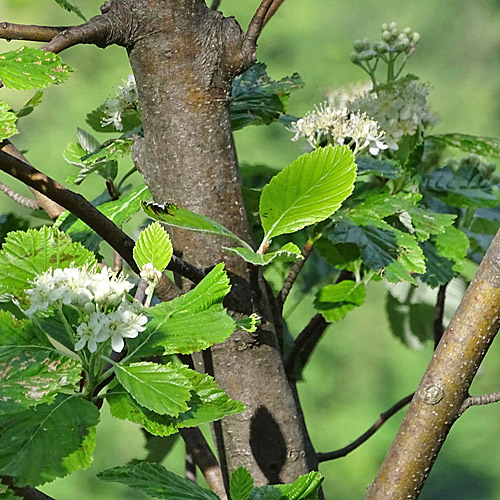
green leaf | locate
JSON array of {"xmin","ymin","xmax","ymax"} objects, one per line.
[
  {"xmin": 230, "ymin": 63, "xmax": 304, "ymax": 131},
  {"xmin": 429, "ymin": 133, "xmax": 500, "ymax": 158},
  {"xmin": 0, "ymin": 394, "xmax": 99, "ymax": 486},
  {"xmin": 61, "ymin": 425, "xmax": 97, "ymax": 472},
  {"xmin": 86, "ymin": 105, "xmax": 142, "ymax": 134},
  {"xmin": 0, "ymin": 484, "xmax": 23, "ymax": 499},
  {"xmin": 15, "ymin": 90, "xmax": 44, "ymax": 118},
  {"xmin": 0, "ymin": 101, "xmax": 18, "ymax": 141},
  {"xmin": 0, "ymin": 47, "xmax": 72, "ymax": 90},
  {"xmin": 108, "ymin": 370, "xmax": 245, "ymax": 436},
  {"xmin": 259, "ymin": 145, "xmax": 356, "ymax": 249},
  {"xmin": 0, "ymin": 213, "xmax": 30, "ymax": 246},
  {"xmin": 113, "ymin": 362, "xmax": 194, "ymax": 417},
  {"xmin": 142, "ymin": 201, "xmax": 252, "ymax": 250},
  {"xmin": 435, "ymin": 226, "xmax": 469, "ymax": 272},
  {"xmin": 419, "ymin": 240, "xmax": 457, "ymax": 287},
  {"xmin": 0, "ymin": 345, "xmax": 81, "ymax": 414},
  {"xmin": 274, "ymin": 471, "xmax": 324, "ymax": 500},
  {"xmin": 235, "ymin": 313, "xmax": 261, "ymax": 333},
  {"xmin": 134, "ymin": 222, "xmax": 172, "ymax": 273},
  {"xmin": 129, "ymin": 264, "xmax": 234, "ymax": 358},
  {"xmin": 314, "ymin": 281, "xmax": 366, "ymax": 323},
  {"xmin": 52, "ymin": 0, "xmax": 86, "ymax": 20},
  {"xmin": 0, "ymin": 227, "xmax": 98, "ymax": 299},
  {"xmin": 223, "ymin": 242, "xmax": 303, "ymax": 266},
  {"xmin": 0, "ymin": 311, "xmax": 40, "ymax": 346},
  {"xmin": 55, "ymin": 185, "xmax": 150, "ymax": 252},
  {"xmin": 355, "ymin": 157, "xmax": 400, "ymax": 179},
  {"xmin": 98, "ymin": 462, "xmax": 220, "ymax": 500},
  {"xmin": 231, "ymin": 467, "xmax": 254, "ymax": 500}
]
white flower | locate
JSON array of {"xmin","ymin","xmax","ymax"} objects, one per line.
[
  {"xmin": 101, "ymin": 99, "xmax": 126, "ymax": 131},
  {"xmin": 89, "ymin": 267, "xmax": 133, "ymax": 307},
  {"xmin": 25, "ymin": 271, "xmax": 57, "ymax": 315},
  {"xmin": 140, "ymin": 263, "xmax": 162, "ymax": 284},
  {"xmin": 117, "ymin": 74, "xmax": 138, "ymax": 105},
  {"xmin": 52, "ymin": 266, "xmax": 93, "ymax": 307},
  {"xmin": 75, "ymin": 312, "xmax": 108, "ymax": 353}
]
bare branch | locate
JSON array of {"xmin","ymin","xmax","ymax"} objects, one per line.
[
  {"xmin": 278, "ymin": 240, "xmax": 314, "ymax": 312},
  {"xmin": 263, "ymin": 0, "xmax": 286, "ymax": 26},
  {"xmin": 1, "ymin": 477, "xmax": 55, "ymax": 500},
  {"xmin": 0, "ymin": 180, "xmax": 38, "ymax": 209},
  {"xmin": 210, "ymin": 0, "xmax": 222, "ymax": 10},
  {"xmin": 460, "ymin": 389, "xmax": 500, "ymax": 415},
  {"xmin": 185, "ymin": 449, "xmax": 197, "ymax": 483},
  {"xmin": 0, "ymin": 22, "xmax": 65, "ymax": 42},
  {"xmin": 179, "ymin": 428, "xmax": 227, "ymax": 500},
  {"xmin": 242, "ymin": 0, "xmax": 275, "ymax": 62},
  {"xmin": 284, "ymin": 313, "xmax": 328, "ymax": 380},
  {"xmin": 433, "ymin": 283, "xmax": 447, "ymax": 348},
  {"xmin": 317, "ymin": 393, "xmax": 414, "ymax": 462}
]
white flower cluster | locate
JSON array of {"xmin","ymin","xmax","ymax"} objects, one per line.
[
  {"xmin": 349, "ymin": 80, "xmax": 437, "ymax": 150},
  {"xmin": 26, "ymin": 265, "xmax": 147, "ymax": 353},
  {"xmin": 101, "ymin": 74, "xmax": 139, "ymax": 131},
  {"xmin": 289, "ymin": 103, "xmax": 388, "ymax": 156}
]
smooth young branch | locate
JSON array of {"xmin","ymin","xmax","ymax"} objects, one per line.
[
  {"xmin": 460, "ymin": 389, "xmax": 500, "ymax": 415},
  {"xmin": 242, "ymin": 0, "xmax": 275, "ymax": 62},
  {"xmin": 0, "ymin": 22, "xmax": 65, "ymax": 42},
  {"xmin": 317, "ymin": 393, "xmax": 414, "ymax": 462}
]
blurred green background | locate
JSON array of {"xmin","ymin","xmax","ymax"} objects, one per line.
[{"xmin": 2, "ymin": 1, "xmax": 500, "ymax": 499}]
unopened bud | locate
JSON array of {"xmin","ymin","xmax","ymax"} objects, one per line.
[
  {"xmin": 382, "ymin": 30, "xmax": 392, "ymax": 41},
  {"xmin": 381, "ymin": 23, "xmax": 388, "ymax": 31},
  {"xmin": 391, "ymin": 28, "xmax": 400, "ymax": 37},
  {"xmin": 350, "ymin": 52, "xmax": 361, "ymax": 64},
  {"xmin": 389, "ymin": 21, "xmax": 398, "ymax": 31},
  {"xmin": 353, "ymin": 39, "xmax": 364, "ymax": 52},
  {"xmin": 403, "ymin": 27, "xmax": 412, "ymax": 35},
  {"xmin": 412, "ymin": 32, "xmax": 421, "ymax": 43}
]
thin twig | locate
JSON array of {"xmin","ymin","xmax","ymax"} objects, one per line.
[
  {"xmin": 1, "ymin": 477, "xmax": 56, "ymax": 500},
  {"xmin": 179, "ymin": 428, "xmax": 227, "ymax": 500},
  {"xmin": 263, "ymin": 0, "xmax": 286, "ymax": 26},
  {"xmin": 433, "ymin": 283, "xmax": 447, "ymax": 348},
  {"xmin": 242, "ymin": 0, "xmax": 275, "ymax": 61},
  {"xmin": 317, "ymin": 393, "xmax": 415, "ymax": 462},
  {"xmin": 0, "ymin": 180, "xmax": 38, "ymax": 209},
  {"xmin": 185, "ymin": 449, "xmax": 197, "ymax": 483},
  {"xmin": 278, "ymin": 240, "xmax": 314, "ymax": 312},
  {"xmin": 210, "ymin": 0, "xmax": 222, "ymax": 10},
  {"xmin": 284, "ymin": 313, "xmax": 328, "ymax": 380},
  {"xmin": 0, "ymin": 22, "xmax": 66, "ymax": 42},
  {"xmin": 459, "ymin": 390, "xmax": 500, "ymax": 416}
]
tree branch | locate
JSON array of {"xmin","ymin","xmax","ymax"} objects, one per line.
[
  {"xmin": 367, "ymin": 228, "xmax": 500, "ymax": 499},
  {"xmin": 0, "ymin": 22, "xmax": 65, "ymax": 42},
  {"xmin": 278, "ymin": 240, "xmax": 314, "ymax": 312},
  {"xmin": 242, "ymin": 0, "xmax": 275, "ymax": 62},
  {"xmin": 283, "ymin": 313, "xmax": 328, "ymax": 380},
  {"xmin": 179, "ymin": 428, "xmax": 227, "ymax": 500},
  {"xmin": 210, "ymin": 0, "xmax": 222, "ymax": 10},
  {"xmin": 263, "ymin": 0, "xmax": 286, "ymax": 26},
  {"xmin": 1, "ymin": 477, "xmax": 55, "ymax": 500},
  {"xmin": 317, "ymin": 393, "xmax": 414, "ymax": 462},
  {"xmin": 433, "ymin": 283, "xmax": 447, "ymax": 348},
  {"xmin": 460, "ymin": 390, "xmax": 500, "ymax": 415},
  {"xmin": 0, "ymin": 180, "xmax": 38, "ymax": 209}
]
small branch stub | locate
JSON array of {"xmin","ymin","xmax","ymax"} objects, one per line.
[{"xmin": 418, "ymin": 384, "xmax": 444, "ymax": 405}]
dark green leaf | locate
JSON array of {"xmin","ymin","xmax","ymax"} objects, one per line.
[
  {"xmin": 314, "ymin": 281, "xmax": 366, "ymax": 322},
  {"xmin": 0, "ymin": 394, "xmax": 99, "ymax": 486},
  {"xmin": 419, "ymin": 240, "xmax": 457, "ymax": 287},
  {"xmin": 231, "ymin": 467, "xmax": 254, "ymax": 500},
  {"xmin": 231, "ymin": 63, "xmax": 304, "ymax": 131},
  {"xmin": 98, "ymin": 462, "xmax": 220, "ymax": 500},
  {"xmin": 0, "ymin": 213, "xmax": 30, "ymax": 246},
  {"xmin": 86, "ymin": 106, "xmax": 142, "ymax": 134},
  {"xmin": 355, "ymin": 157, "xmax": 400, "ymax": 179},
  {"xmin": 0, "ymin": 47, "xmax": 72, "ymax": 90},
  {"xmin": 15, "ymin": 90, "xmax": 44, "ymax": 118},
  {"xmin": 52, "ymin": 0, "xmax": 86, "ymax": 20}
]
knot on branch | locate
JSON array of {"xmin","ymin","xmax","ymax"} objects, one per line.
[{"xmin": 418, "ymin": 383, "xmax": 444, "ymax": 405}]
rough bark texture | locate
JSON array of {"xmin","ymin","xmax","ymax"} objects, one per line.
[
  {"xmin": 366, "ymin": 228, "xmax": 500, "ymax": 499},
  {"xmin": 110, "ymin": 0, "xmax": 316, "ymax": 485}
]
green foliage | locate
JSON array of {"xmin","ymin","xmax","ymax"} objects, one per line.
[
  {"xmin": 355, "ymin": 157, "xmax": 400, "ymax": 179},
  {"xmin": 107, "ymin": 369, "xmax": 245, "ymax": 436},
  {"xmin": 133, "ymin": 222, "xmax": 173, "ymax": 273},
  {"xmin": 0, "ymin": 213, "xmax": 30, "ymax": 245},
  {"xmin": 0, "ymin": 227, "xmax": 97, "ymax": 299},
  {"xmin": 231, "ymin": 63, "xmax": 303, "ymax": 131},
  {"xmin": 0, "ymin": 394, "xmax": 99, "ymax": 486},
  {"xmin": 0, "ymin": 47, "xmax": 72, "ymax": 90},
  {"xmin": 429, "ymin": 133, "xmax": 500, "ymax": 158},
  {"xmin": 235, "ymin": 313, "xmax": 261, "ymax": 333},
  {"xmin": 0, "ymin": 101, "xmax": 18, "ymax": 140},
  {"xmin": 129, "ymin": 264, "xmax": 235, "ymax": 357},
  {"xmin": 224, "ymin": 242, "xmax": 303, "ymax": 266},
  {"xmin": 231, "ymin": 467, "xmax": 254, "ymax": 500},
  {"xmin": 259, "ymin": 145, "xmax": 356, "ymax": 250},
  {"xmin": 314, "ymin": 281, "xmax": 366, "ymax": 322},
  {"xmin": 52, "ymin": 0, "xmax": 86, "ymax": 20},
  {"xmin": 98, "ymin": 462, "xmax": 220, "ymax": 500},
  {"xmin": 142, "ymin": 201, "xmax": 252, "ymax": 250},
  {"xmin": 15, "ymin": 90, "xmax": 44, "ymax": 118}
]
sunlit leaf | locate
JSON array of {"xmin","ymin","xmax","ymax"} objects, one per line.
[
  {"xmin": 134, "ymin": 222, "xmax": 173, "ymax": 273},
  {"xmin": 314, "ymin": 281, "xmax": 366, "ymax": 323},
  {"xmin": 0, "ymin": 101, "xmax": 18, "ymax": 140},
  {"xmin": 223, "ymin": 242, "xmax": 303, "ymax": 266}
]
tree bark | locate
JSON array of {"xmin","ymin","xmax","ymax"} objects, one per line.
[
  {"xmin": 111, "ymin": 0, "xmax": 316, "ymax": 485},
  {"xmin": 366, "ymin": 228, "xmax": 500, "ymax": 499}
]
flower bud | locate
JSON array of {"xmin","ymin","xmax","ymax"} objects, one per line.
[
  {"xmin": 362, "ymin": 37, "xmax": 371, "ymax": 49},
  {"xmin": 403, "ymin": 27, "xmax": 412, "ymax": 35},
  {"xmin": 391, "ymin": 28, "xmax": 400, "ymax": 37},
  {"xmin": 353, "ymin": 39, "xmax": 364, "ymax": 52},
  {"xmin": 389, "ymin": 22, "xmax": 398, "ymax": 31},
  {"xmin": 411, "ymin": 32, "xmax": 421, "ymax": 43},
  {"xmin": 382, "ymin": 30, "xmax": 392, "ymax": 42},
  {"xmin": 350, "ymin": 52, "xmax": 361, "ymax": 64},
  {"xmin": 359, "ymin": 50, "xmax": 376, "ymax": 61},
  {"xmin": 381, "ymin": 23, "xmax": 388, "ymax": 31}
]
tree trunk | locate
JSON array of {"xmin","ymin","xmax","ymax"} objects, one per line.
[{"xmin": 113, "ymin": 0, "xmax": 316, "ymax": 485}]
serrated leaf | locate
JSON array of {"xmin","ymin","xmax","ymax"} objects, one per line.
[
  {"xmin": 275, "ymin": 471, "xmax": 324, "ymax": 500},
  {"xmin": 435, "ymin": 226, "xmax": 469, "ymax": 272},
  {"xmin": 142, "ymin": 201, "xmax": 252, "ymax": 250},
  {"xmin": 113, "ymin": 362, "xmax": 193, "ymax": 417},
  {"xmin": 419, "ymin": 240, "xmax": 457, "ymax": 287},
  {"xmin": 223, "ymin": 242, "xmax": 303, "ymax": 266},
  {"xmin": 55, "ymin": 185, "xmax": 150, "ymax": 252},
  {"xmin": 0, "ymin": 345, "xmax": 81, "ymax": 414},
  {"xmin": 15, "ymin": 90, "xmax": 44, "ymax": 118},
  {"xmin": 107, "ymin": 370, "xmax": 245, "ymax": 436},
  {"xmin": 231, "ymin": 63, "xmax": 304, "ymax": 131},
  {"xmin": 429, "ymin": 132, "xmax": 500, "ymax": 158},
  {"xmin": 0, "ymin": 311, "xmax": 41, "ymax": 346},
  {"xmin": 98, "ymin": 462, "xmax": 220, "ymax": 500},
  {"xmin": 0, "ymin": 227, "xmax": 98, "ymax": 299},
  {"xmin": 355, "ymin": 157, "xmax": 400, "ymax": 179},
  {"xmin": 235, "ymin": 313, "xmax": 261, "ymax": 333},
  {"xmin": 52, "ymin": 0, "xmax": 86, "ymax": 20},
  {"xmin": 0, "ymin": 101, "xmax": 18, "ymax": 140},
  {"xmin": 259, "ymin": 145, "xmax": 356, "ymax": 249},
  {"xmin": 0, "ymin": 47, "xmax": 72, "ymax": 90},
  {"xmin": 0, "ymin": 394, "xmax": 99, "ymax": 486},
  {"xmin": 129, "ymin": 264, "xmax": 234, "ymax": 358},
  {"xmin": 134, "ymin": 222, "xmax": 172, "ymax": 273},
  {"xmin": 314, "ymin": 281, "xmax": 366, "ymax": 323},
  {"xmin": 231, "ymin": 467, "xmax": 254, "ymax": 500},
  {"xmin": 61, "ymin": 425, "xmax": 96, "ymax": 472}
]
